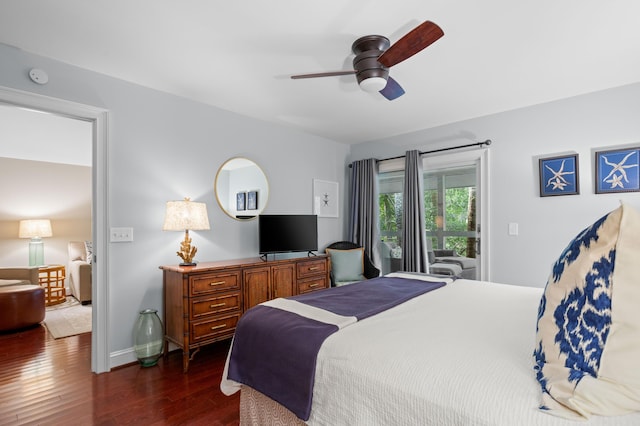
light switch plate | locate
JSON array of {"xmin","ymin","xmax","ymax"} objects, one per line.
[
  {"xmin": 110, "ymin": 227, "xmax": 134, "ymax": 242},
  {"xmin": 508, "ymin": 222, "xmax": 519, "ymax": 236}
]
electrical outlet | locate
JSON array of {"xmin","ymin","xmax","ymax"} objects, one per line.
[{"xmin": 110, "ymin": 227, "xmax": 134, "ymax": 242}]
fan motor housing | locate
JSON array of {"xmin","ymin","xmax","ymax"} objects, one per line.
[
  {"xmin": 351, "ymin": 35, "xmax": 390, "ymax": 54},
  {"xmin": 352, "ymin": 35, "xmax": 390, "ymax": 85}
]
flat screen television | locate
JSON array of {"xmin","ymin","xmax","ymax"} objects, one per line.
[{"xmin": 258, "ymin": 214, "xmax": 318, "ymax": 256}]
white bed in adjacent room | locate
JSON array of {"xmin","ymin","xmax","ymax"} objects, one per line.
[{"xmin": 231, "ymin": 275, "xmax": 640, "ymax": 425}]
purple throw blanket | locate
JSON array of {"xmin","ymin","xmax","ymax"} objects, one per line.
[{"xmin": 226, "ymin": 276, "xmax": 446, "ymax": 420}]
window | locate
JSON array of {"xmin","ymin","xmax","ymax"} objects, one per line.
[
  {"xmin": 424, "ymin": 166, "xmax": 477, "ymax": 257},
  {"xmin": 378, "ymin": 164, "xmax": 477, "ymax": 274}
]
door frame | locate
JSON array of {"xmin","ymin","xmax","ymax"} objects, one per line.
[
  {"xmin": 423, "ymin": 148, "xmax": 490, "ymax": 280},
  {"xmin": 0, "ymin": 85, "xmax": 110, "ymax": 373}
]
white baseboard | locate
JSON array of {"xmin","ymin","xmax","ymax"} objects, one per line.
[
  {"xmin": 109, "ymin": 347, "xmax": 137, "ymax": 368},
  {"xmin": 109, "ymin": 342, "xmax": 179, "ymax": 369}
]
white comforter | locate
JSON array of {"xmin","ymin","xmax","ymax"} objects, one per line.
[{"xmin": 306, "ymin": 276, "xmax": 640, "ymax": 425}]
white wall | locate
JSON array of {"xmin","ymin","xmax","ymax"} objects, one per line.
[
  {"xmin": 0, "ymin": 157, "xmax": 92, "ymax": 269},
  {"xmin": 0, "ymin": 44, "xmax": 349, "ymax": 366},
  {"xmin": 0, "ymin": 103, "xmax": 92, "ymax": 166},
  {"xmin": 351, "ymin": 82, "xmax": 640, "ymax": 288}
]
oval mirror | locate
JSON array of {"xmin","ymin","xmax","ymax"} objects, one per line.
[{"xmin": 215, "ymin": 157, "xmax": 269, "ymax": 220}]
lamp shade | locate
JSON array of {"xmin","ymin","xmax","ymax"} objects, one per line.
[
  {"xmin": 162, "ymin": 199, "xmax": 210, "ymax": 231},
  {"xmin": 19, "ymin": 219, "xmax": 53, "ymax": 238}
]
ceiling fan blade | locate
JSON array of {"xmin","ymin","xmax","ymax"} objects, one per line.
[
  {"xmin": 291, "ymin": 70, "xmax": 356, "ymax": 79},
  {"xmin": 379, "ymin": 77, "xmax": 405, "ymax": 100},
  {"xmin": 377, "ymin": 21, "xmax": 444, "ymax": 68}
]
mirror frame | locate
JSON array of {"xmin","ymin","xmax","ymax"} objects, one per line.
[{"xmin": 214, "ymin": 157, "xmax": 269, "ymax": 221}]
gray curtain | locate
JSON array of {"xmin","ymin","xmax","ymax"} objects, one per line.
[
  {"xmin": 349, "ymin": 158, "xmax": 381, "ymax": 269},
  {"xmin": 402, "ymin": 150, "xmax": 429, "ymax": 272}
]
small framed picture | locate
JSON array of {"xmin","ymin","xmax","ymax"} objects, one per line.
[
  {"xmin": 595, "ymin": 147, "xmax": 640, "ymax": 194},
  {"xmin": 539, "ymin": 154, "xmax": 580, "ymax": 197},
  {"xmin": 236, "ymin": 192, "xmax": 246, "ymax": 211},
  {"xmin": 247, "ymin": 190, "xmax": 258, "ymax": 210},
  {"xmin": 313, "ymin": 179, "xmax": 339, "ymax": 218}
]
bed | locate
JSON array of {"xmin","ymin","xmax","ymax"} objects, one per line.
[
  {"xmin": 221, "ymin": 272, "xmax": 640, "ymax": 425},
  {"xmin": 222, "ymin": 204, "xmax": 640, "ymax": 424}
]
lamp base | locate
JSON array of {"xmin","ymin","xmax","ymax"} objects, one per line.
[
  {"xmin": 176, "ymin": 230, "xmax": 198, "ymax": 266},
  {"xmin": 28, "ymin": 238, "xmax": 45, "ymax": 267}
]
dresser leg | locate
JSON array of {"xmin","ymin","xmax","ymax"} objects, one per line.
[{"xmin": 183, "ymin": 351, "xmax": 190, "ymax": 373}]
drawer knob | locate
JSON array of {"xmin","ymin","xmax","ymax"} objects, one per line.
[
  {"xmin": 209, "ymin": 281, "xmax": 225, "ymax": 286},
  {"xmin": 210, "ymin": 324, "xmax": 226, "ymax": 331},
  {"xmin": 210, "ymin": 302, "xmax": 226, "ymax": 308},
  {"xmin": 308, "ymin": 267, "xmax": 320, "ymax": 271},
  {"xmin": 309, "ymin": 283, "xmax": 319, "ymax": 288}
]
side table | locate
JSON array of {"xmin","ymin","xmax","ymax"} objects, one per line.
[{"xmin": 39, "ymin": 264, "xmax": 66, "ymax": 306}]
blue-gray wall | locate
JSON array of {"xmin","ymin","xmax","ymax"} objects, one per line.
[
  {"xmin": 0, "ymin": 44, "xmax": 349, "ymax": 366},
  {"xmin": 351, "ymin": 82, "xmax": 640, "ymax": 287}
]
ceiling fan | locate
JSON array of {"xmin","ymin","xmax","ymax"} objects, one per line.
[{"xmin": 291, "ymin": 21, "xmax": 444, "ymax": 101}]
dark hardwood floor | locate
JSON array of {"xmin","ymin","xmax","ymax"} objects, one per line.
[{"xmin": 0, "ymin": 325, "xmax": 239, "ymax": 425}]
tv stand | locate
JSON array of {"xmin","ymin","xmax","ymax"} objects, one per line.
[
  {"xmin": 259, "ymin": 251, "xmax": 317, "ymax": 261},
  {"xmin": 160, "ymin": 254, "xmax": 330, "ymax": 372}
]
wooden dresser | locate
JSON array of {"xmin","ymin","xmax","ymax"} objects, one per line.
[{"xmin": 160, "ymin": 254, "xmax": 330, "ymax": 372}]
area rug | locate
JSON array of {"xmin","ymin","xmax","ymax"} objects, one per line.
[{"xmin": 44, "ymin": 297, "xmax": 92, "ymax": 339}]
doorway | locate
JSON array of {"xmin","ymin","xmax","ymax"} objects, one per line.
[
  {"xmin": 0, "ymin": 85, "xmax": 110, "ymax": 373},
  {"xmin": 425, "ymin": 165, "xmax": 478, "ymax": 256},
  {"xmin": 378, "ymin": 148, "xmax": 489, "ymax": 280}
]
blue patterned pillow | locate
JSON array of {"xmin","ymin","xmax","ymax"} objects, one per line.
[{"xmin": 534, "ymin": 203, "xmax": 640, "ymax": 419}]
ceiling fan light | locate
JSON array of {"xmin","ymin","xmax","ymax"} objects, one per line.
[{"xmin": 359, "ymin": 76, "xmax": 387, "ymax": 93}]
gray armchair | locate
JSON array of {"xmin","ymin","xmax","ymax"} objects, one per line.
[{"xmin": 68, "ymin": 241, "xmax": 92, "ymax": 304}]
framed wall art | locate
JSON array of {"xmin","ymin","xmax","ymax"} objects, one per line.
[
  {"xmin": 313, "ymin": 179, "xmax": 338, "ymax": 218},
  {"xmin": 236, "ymin": 192, "xmax": 246, "ymax": 211},
  {"xmin": 247, "ymin": 190, "xmax": 258, "ymax": 210},
  {"xmin": 595, "ymin": 147, "xmax": 640, "ymax": 194},
  {"xmin": 539, "ymin": 153, "xmax": 580, "ymax": 197}
]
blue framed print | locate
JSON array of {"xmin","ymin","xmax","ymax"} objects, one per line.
[
  {"xmin": 247, "ymin": 190, "xmax": 258, "ymax": 210},
  {"xmin": 539, "ymin": 154, "xmax": 580, "ymax": 197},
  {"xmin": 236, "ymin": 192, "xmax": 246, "ymax": 211},
  {"xmin": 595, "ymin": 147, "xmax": 640, "ymax": 194}
]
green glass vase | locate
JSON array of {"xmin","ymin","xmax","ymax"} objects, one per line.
[{"xmin": 133, "ymin": 308, "xmax": 163, "ymax": 367}]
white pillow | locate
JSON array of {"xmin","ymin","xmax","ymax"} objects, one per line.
[{"xmin": 534, "ymin": 203, "xmax": 640, "ymax": 419}]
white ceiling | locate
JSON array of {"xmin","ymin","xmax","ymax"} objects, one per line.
[{"xmin": 1, "ymin": 1, "xmax": 640, "ymax": 144}]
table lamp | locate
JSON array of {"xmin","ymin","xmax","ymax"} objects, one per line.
[
  {"xmin": 19, "ymin": 219, "xmax": 53, "ymax": 267},
  {"xmin": 162, "ymin": 198, "xmax": 210, "ymax": 266}
]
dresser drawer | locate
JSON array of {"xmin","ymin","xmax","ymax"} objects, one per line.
[
  {"xmin": 298, "ymin": 276, "xmax": 328, "ymax": 294},
  {"xmin": 191, "ymin": 313, "xmax": 240, "ymax": 342},
  {"xmin": 190, "ymin": 270, "xmax": 241, "ymax": 296},
  {"xmin": 297, "ymin": 259, "xmax": 327, "ymax": 279},
  {"xmin": 190, "ymin": 293, "xmax": 241, "ymax": 320}
]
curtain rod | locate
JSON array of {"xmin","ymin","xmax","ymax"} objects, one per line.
[{"xmin": 349, "ymin": 139, "xmax": 492, "ymax": 167}]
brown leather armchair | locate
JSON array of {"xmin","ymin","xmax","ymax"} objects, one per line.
[{"xmin": 0, "ymin": 267, "xmax": 45, "ymax": 332}]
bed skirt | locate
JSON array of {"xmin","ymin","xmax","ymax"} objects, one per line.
[{"xmin": 240, "ymin": 385, "xmax": 306, "ymax": 425}]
